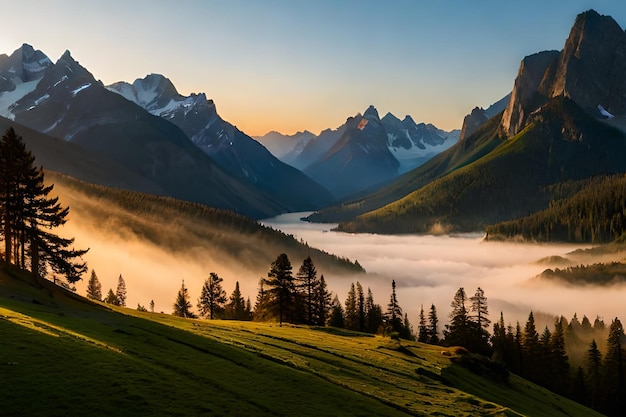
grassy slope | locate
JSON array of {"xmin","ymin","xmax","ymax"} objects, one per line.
[{"xmin": 0, "ymin": 268, "xmax": 600, "ymax": 417}]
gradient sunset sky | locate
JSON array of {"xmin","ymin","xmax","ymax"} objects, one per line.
[{"xmin": 2, "ymin": 0, "xmax": 626, "ymax": 136}]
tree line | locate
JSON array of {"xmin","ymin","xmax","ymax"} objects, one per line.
[{"xmin": 0, "ymin": 127, "xmax": 87, "ymax": 283}]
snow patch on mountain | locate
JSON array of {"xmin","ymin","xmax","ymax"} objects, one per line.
[
  {"xmin": 0, "ymin": 79, "xmax": 39, "ymax": 119},
  {"xmin": 71, "ymin": 83, "xmax": 91, "ymax": 96},
  {"xmin": 598, "ymin": 104, "xmax": 614, "ymax": 118}
]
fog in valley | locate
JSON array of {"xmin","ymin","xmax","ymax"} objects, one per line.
[
  {"xmin": 262, "ymin": 213, "xmax": 625, "ymax": 329},
  {"xmin": 63, "ymin": 203, "xmax": 625, "ymax": 330}
]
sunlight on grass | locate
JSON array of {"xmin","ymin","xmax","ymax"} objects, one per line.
[{"xmin": 0, "ymin": 306, "xmax": 123, "ymax": 353}]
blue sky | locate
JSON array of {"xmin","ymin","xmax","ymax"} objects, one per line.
[{"xmin": 2, "ymin": 1, "xmax": 626, "ymax": 135}]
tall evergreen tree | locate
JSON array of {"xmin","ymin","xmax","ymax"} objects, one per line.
[
  {"xmin": 103, "ymin": 288, "xmax": 119, "ymax": 305},
  {"xmin": 328, "ymin": 295, "xmax": 345, "ymax": 328},
  {"xmin": 0, "ymin": 127, "xmax": 87, "ymax": 283},
  {"xmin": 264, "ymin": 253, "xmax": 296, "ymax": 326},
  {"xmin": 427, "ymin": 304, "xmax": 440, "ymax": 344},
  {"xmin": 344, "ymin": 283, "xmax": 358, "ymax": 330},
  {"xmin": 85, "ymin": 269, "xmax": 102, "ymax": 301},
  {"xmin": 522, "ymin": 311, "xmax": 540, "ymax": 381},
  {"xmin": 173, "ymin": 280, "xmax": 196, "ymax": 318},
  {"xmin": 197, "ymin": 272, "xmax": 227, "ymax": 319},
  {"xmin": 604, "ymin": 317, "xmax": 625, "ymax": 413},
  {"xmin": 365, "ymin": 287, "xmax": 383, "ymax": 334},
  {"xmin": 296, "ymin": 256, "xmax": 318, "ymax": 324},
  {"xmin": 356, "ymin": 282, "xmax": 366, "ymax": 332},
  {"xmin": 586, "ymin": 339, "xmax": 602, "ymax": 409},
  {"xmin": 313, "ymin": 274, "xmax": 331, "ymax": 326},
  {"xmin": 443, "ymin": 287, "xmax": 470, "ymax": 347},
  {"xmin": 550, "ymin": 318, "xmax": 569, "ymax": 394},
  {"xmin": 115, "ymin": 274, "xmax": 127, "ymax": 307},
  {"xmin": 418, "ymin": 305, "xmax": 428, "ymax": 343},
  {"xmin": 386, "ymin": 280, "xmax": 403, "ymax": 335},
  {"xmin": 224, "ymin": 281, "xmax": 247, "ymax": 320}
]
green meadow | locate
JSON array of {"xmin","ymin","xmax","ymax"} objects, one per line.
[{"xmin": 0, "ymin": 267, "xmax": 600, "ymax": 417}]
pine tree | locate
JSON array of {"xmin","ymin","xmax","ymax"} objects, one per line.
[
  {"xmin": 313, "ymin": 275, "xmax": 331, "ymax": 326},
  {"xmin": 386, "ymin": 280, "xmax": 403, "ymax": 335},
  {"xmin": 103, "ymin": 288, "xmax": 119, "ymax": 305},
  {"xmin": 197, "ymin": 272, "xmax": 227, "ymax": 319},
  {"xmin": 264, "ymin": 253, "xmax": 296, "ymax": 326},
  {"xmin": 296, "ymin": 256, "xmax": 318, "ymax": 324},
  {"xmin": 402, "ymin": 313, "xmax": 414, "ymax": 340},
  {"xmin": 550, "ymin": 318, "xmax": 569, "ymax": 394},
  {"xmin": 443, "ymin": 287, "xmax": 469, "ymax": 347},
  {"xmin": 224, "ymin": 281, "xmax": 247, "ymax": 320},
  {"xmin": 469, "ymin": 287, "xmax": 491, "ymax": 329},
  {"xmin": 0, "ymin": 127, "xmax": 88, "ymax": 283},
  {"xmin": 522, "ymin": 311, "xmax": 540, "ymax": 381},
  {"xmin": 115, "ymin": 274, "xmax": 127, "ymax": 307},
  {"xmin": 245, "ymin": 297, "xmax": 253, "ymax": 321},
  {"xmin": 356, "ymin": 282, "xmax": 365, "ymax": 332},
  {"xmin": 604, "ymin": 317, "xmax": 625, "ymax": 413},
  {"xmin": 173, "ymin": 280, "xmax": 195, "ymax": 318},
  {"xmin": 586, "ymin": 339, "xmax": 602, "ymax": 409},
  {"xmin": 364, "ymin": 287, "xmax": 383, "ymax": 334},
  {"xmin": 344, "ymin": 283, "xmax": 358, "ymax": 330},
  {"xmin": 427, "ymin": 304, "xmax": 439, "ymax": 344},
  {"xmin": 149, "ymin": 299, "xmax": 155, "ymax": 313},
  {"xmin": 418, "ymin": 305, "xmax": 428, "ymax": 343},
  {"xmin": 85, "ymin": 269, "xmax": 102, "ymax": 301},
  {"xmin": 253, "ymin": 278, "xmax": 269, "ymax": 321},
  {"xmin": 328, "ymin": 295, "xmax": 345, "ymax": 328}
]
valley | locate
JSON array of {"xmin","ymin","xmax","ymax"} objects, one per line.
[{"xmin": 2, "ymin": 3, "xmax": 626, "ymax": 416}]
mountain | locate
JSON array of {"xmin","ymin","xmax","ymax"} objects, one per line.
[
  {"xmin": 0, "ymin": 46, "xmax": 331, "ymax": 219},
  {"xmin": 503, "ymin": 10, "xmax": 626, "ymax": 136},
  {"xmin": 313, "ymin": 10, "xmax": 626, "ymax": 234},
  {"xmin": 337, "ymin": 97, "xmax": 626, "ymax": 233},
  {"xmin": 302, "ymin": 106, "xmax": 400, "ymax": 198},
  {"xmin": 459, "ymin": 93, "xmax": 510, "ymax": 141},
  {"xmin": 254, "ymin": 130, "xmax": 315, "ymax": 160},
  {"xmin": 107, "ymin": 74, "xmax": 334, "ymax": 212},
  {"xmin": 286, "ymin": 105, "xmax": 457, "ymax": 198},
  {"xmin": 382, "ymin": 113, "xmax": 459, "ymax": 173}
]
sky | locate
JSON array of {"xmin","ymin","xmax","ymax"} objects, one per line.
[{"xmin": 2, "ymin": 1, "xmax": 626, "ymax": 136}]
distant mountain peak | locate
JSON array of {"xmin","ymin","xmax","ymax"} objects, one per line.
[{"xmin": 363, "ymin": 105, "xmax": 380, "ymax": 120}]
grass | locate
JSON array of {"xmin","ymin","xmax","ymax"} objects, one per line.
[{"xmin": 0, "ymin": 267, "xmax": 602, "ymax": 417}]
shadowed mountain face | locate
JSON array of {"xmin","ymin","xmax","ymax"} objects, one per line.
[
  {"xmin": 107, "ymin": 74, "xmax": 335, "ymax": 212},
  {"xmin": 0, "ymin": 46, "xmax": 333, "ymax": 219}
]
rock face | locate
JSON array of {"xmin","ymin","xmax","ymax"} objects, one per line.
[
  {"xmin": 459, "ymin": 93, "xmax": 511, "ymax": 141},
  {"xmin": 502, "ymin": 10, "xmax": 626, "ymax": 137},
  {"xmin": 460, "ymin": 107, "xmax": 488, "ymax": 140},
  {"xmin": 501, "ymin": 51, "xmax": 560, "ymax": 136}
]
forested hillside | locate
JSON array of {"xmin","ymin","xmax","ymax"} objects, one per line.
[{"xmin": 486, "ymin": 175, "xmax": 626, "ymax": 243}]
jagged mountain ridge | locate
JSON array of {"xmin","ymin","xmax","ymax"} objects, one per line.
[
  {"xmin": 264, "ymin": 105, "xmax": 458, "ymax": 198},
  {"xmin": 459, "ymin": 93, "xmax": 511, "ymax": 141},
  {"xmin": 0, "ymin": 45, "xmax": 322, "ymax": 219},
  {"xmin": 502, "ymin": 9, "xmax": 626, "ymax": 136},
  {"xmin": 107, "ymin": 74, "xmax": 334, "ymax": 211}
]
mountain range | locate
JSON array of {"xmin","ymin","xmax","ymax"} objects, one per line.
[
  {"xmin": 257, "ymin": 106, "xmax": 459, "ymax": 198},
  {"xmin": 0, "ymin": 45, "xmax": 333, "ymax": 219},
  {"xmin": 312, "ymin": 9, "xmax": 626, "ymax": 238},
  {"xmin": 0, "ymin": 43, "xmax": 459, "ymax": 216}
]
